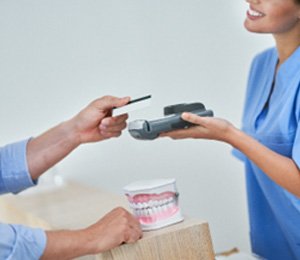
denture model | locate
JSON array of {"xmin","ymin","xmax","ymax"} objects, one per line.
[{"xmin": 123, "ymin": 178, "xmax": 184, "ymax": 231}]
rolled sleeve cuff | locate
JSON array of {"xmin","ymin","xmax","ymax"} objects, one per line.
[
  {"xmin": 2, "ymin": 224, "xmax": 47, "ymax": 260},
  {"xmin": 1, "ymin": 138, "xmax": 36, "ymax": 194}
]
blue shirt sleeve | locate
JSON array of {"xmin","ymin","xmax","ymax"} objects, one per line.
[
  {"xmin": 0, "ymin": 223, "xmax": 47, "ymax": 259},
  {"xmin": 0, "ymin": 139, "xmax": 47, "ymax": 259},
  {"xmin": 0, "ymin": 139, "xmax": 37, "ymax": 195}
]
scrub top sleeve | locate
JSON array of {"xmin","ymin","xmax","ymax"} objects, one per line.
[
  {"xmin": 292, "ymin": 84, "xmax": 300, "ymax": 168},
  {"xmin": 231, "ymin": 148, "xmax": 246, "ymax": 162},
  {"xmin": 292, "ymin": 123, "xmax": 300, "ymax": 168}
]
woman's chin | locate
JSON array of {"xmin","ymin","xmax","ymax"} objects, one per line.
[{"xmin": 244, "ymin": 20, "xmax": 263, "ymax": 33}]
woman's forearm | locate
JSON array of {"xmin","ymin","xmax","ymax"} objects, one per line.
[{"xmin": 228, "ymin": 127, "xmax": 300, "ymax": 197}]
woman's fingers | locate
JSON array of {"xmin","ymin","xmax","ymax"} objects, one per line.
[{"xmin": 181, "ymin": 112, "xmax": 208, "ymax": 126}]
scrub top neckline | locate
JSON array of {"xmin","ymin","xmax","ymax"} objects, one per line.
[
  {"xmin": 276, "ymin": 45, "xmax": 300, "ymax": 79},
  {"xmin": 253, "ymin": 46, "xmax": 300, "ymax": 132},
  {"xmin": 253, "ymin": 48, "xmax": 277, "ymax": 131},
  {"xmin": 272, "ymin": 46, "xmax": 300, "ymax": 105}
]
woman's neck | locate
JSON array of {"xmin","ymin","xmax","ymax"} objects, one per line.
[{"xmin": 273, "ymin": 28, "xmax": 300, "ymax": 66}]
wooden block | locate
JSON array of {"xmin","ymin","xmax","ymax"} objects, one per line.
[{"xmin": 97, "ymin": 219, "xmax": 214, "ymax": 260}]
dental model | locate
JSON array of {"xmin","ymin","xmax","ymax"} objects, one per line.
[{"xmin": 123, "ymin": 178, "xmax": 184, "ymax": 231}]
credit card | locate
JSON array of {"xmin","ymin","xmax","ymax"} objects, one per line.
[{"xmin": 113, "ymin": 95, "xmax": 152, "ymax": 116}]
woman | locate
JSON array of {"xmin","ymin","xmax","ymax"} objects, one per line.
[{"xmin": 162, "ymin": 0, "xmax": 300, "ymax": 259}]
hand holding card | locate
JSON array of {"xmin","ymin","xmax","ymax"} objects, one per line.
[{"xmin": 113, "ymin": 95, "xmax": 152, "ymax": 116}]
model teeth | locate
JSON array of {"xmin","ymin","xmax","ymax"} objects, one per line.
[
  {"xmin": 124, "ymin": 179, "xmax": 184, "ymax": 230},
  {"xmin": 248, "ymin": 8, "xmax": 263, "ymax": 17},
  {"xmin": 130, "ymin": 196, "xmax": 178, "ymax": 217},
  {"xmin": 131, "ymin": 197, "xmax": 177, "ymax": 210}
]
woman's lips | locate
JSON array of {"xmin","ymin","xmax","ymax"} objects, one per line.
[{"xmin": 246, "ymin": 7, "xmax": 265, "ymax": 20}]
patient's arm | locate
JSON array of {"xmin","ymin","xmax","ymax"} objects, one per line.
[
  {"xmin": 42, "ymin": 207, "xmax": 142, "ymax": 260},
  {"xmin": 27, "ymin": 96, "xmax": 129, "ymax": 180}
]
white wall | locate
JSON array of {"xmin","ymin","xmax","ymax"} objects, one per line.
[{"xmin": 0, "ymin": 0, "xmax": 274, "ymax": 254}]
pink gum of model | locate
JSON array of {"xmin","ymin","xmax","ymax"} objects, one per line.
[{"xmin": 123, "ymin": 178, "xmax": 184, "ymax": 231}]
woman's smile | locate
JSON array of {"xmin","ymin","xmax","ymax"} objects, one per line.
[{"xmin": 247, "ymin": 7, "xmax": 265, "ymax": 20}]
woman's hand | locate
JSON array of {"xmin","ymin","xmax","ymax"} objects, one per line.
[{"xmin": 160, "ymin": 112, "xmax": 236, "ymax": 143}]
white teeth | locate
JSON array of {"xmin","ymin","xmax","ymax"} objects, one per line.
[
  {"xmin": 167, "ymin": 203, "xmax": 173, "ymax": 210},
  {"xmin": 130, "ymin": 196, "xmax": 178, "ymax": 214},
  {"xmin": 148, "ymin": 208, "xmax": 154, "ymax": 215},
  {"xmin": 152, "ymin": 207, "xmax": 158, "ymax": 214},
  {"xmin": 148, "ymin": 200, "xmax": 154, "ymax": 207},
  {"xmin": 132, "ymin": 203, "xmax": 178, "ymax": 217},
  {"xmin": 248, "ymin": 8, "xmax": 263, "ymax": 17}
]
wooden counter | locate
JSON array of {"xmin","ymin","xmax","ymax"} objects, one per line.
[{"xmin": 1, "ymin": 181, "xmax": 214, "ymax": 260}]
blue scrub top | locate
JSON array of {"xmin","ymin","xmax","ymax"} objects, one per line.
[{"xmin": 233, "ymin": 46, "xmax": 300, "ymax": 260}]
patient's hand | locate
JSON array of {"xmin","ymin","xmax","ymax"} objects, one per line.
[
  {"xmin": 84, "ymin": 207, "xmax": 142, "ymax": 253},
  {"xmin": 70, "ymin": 96, "xmax": 130, "ymax": 143},
  {"xmin": 42, "ymin": 207, "xmax": 142, "ymax": 259}
]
